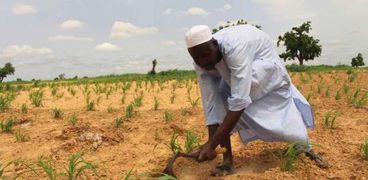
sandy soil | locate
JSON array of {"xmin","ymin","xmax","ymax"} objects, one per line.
[{"xmin": 1, "ymin": 70, "xmax": 368, "ymax": 179}]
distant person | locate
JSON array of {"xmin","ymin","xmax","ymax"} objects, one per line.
[{"xmin": 184, "ymin": 25, "xmax": 328, "ymax": 176}]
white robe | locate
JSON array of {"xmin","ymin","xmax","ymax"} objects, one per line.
[{"xmin": 194, "ymin": 25, "xmax": 314, "ymax": 145}]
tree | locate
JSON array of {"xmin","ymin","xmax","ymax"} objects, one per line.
[
  {"xmin": 351, "ymin": 53, "xmax": 365, "ymax": 67},
  {"xmin": 277, "ymin": 21, "xmax": 322, "ymax": 65},
  {"xmin": 212, "ymin": 19, "xmax": 261, "ymax": 34},
  {"xmin": 149, "ymin": 59, "xmax": 158, "ymax": 75},
  {"xmin": 0, "ymin": 62, "xmax": 15, "ymax": 82}
]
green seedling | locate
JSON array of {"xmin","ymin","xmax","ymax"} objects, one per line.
[
  {"xmin": 121, "ymin": 94, "xmax": 126, "ymax": 105},
  {"xmin": 325, "ymin": 86, "xmax": 330, "ymax": 97},
  {"xmin": 153, "ymin": 97, "xmax": 159, "ymax": 111},
  {"xmin": 335, "ymin": 88, "xmax": 342, "ymax": 100},
  {"xmin": 133, "ymin": 93, "xmax": 143, "ymax": 107},
  {"xmin": 165, "ymin": 133, "xmax": 182, "ymax": 154},
  {"xmin": 29, "ymin": 89, "xmax": 44, "ymax": 107},
  {"xmin": 188, "ymin": 96, "xmax": 200, "ymax": 108},
  {"xmin": 0, "ymin": 92, "xmax": 15, "ymax": 112},
  {"xmin": 184, "ymin": 131, "xmax": 199, "ymax": 153},
  {"xmin": 362, "ymin": 138, "xmax": 368, "ymax": 160},
  {"xmin": 281, "ymin": 142, "xmax": 308, "ymax": 171},
  {"xmin": 115, "ymin": 117, "xmax": 124, "ymax": 128},
  {"xmin": 37, "ymin": 158, "xmax": 58, "ymax": 180},
  {"xmin": 21, "ymin": 103, "xmax": 28, "ymax": 113},
  {"xmin": 1, "ymin": 118, "xmax": 14, "ymax": 133},
  {"xmin": 163, "ymin": 110, "xmax": 173, "ymax": 122},
  {"xmin": 180, "ymin": 107, "xmax": 190, "ymax": 116},
  {"xmin": 170, "ymin": 93, "xmax": 176, "ymax": 104},
  {"xmin": 52, "ymin": 108, "xmax": 63, "ymax": 119},
  {"xmin": 125, "ymin": 104, "xmax": 134, "ymax": 119},
  {"xmin": 324, "ymin": 110, "xmax": 341, "ymax": 129},
  {"xmin": 66, "ymin": 152, "xmax": 98, "ymax": 180},
  {"xmin": 107, "ymin": 105, "xmax": 114, "ymax": 113},
  {"xmin": 68, "ymin": 113, "xmax": 78, "ymax": 126},
  {"xmin": 15, "ymin": 129, "xmax": 30, "ymax": 142}
]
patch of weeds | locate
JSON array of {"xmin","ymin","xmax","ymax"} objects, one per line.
[
  {"xmin": 349, "ymin": 89, "xmax": 368, "ymax": 108},
  {"xmin": 0, "ymin": 118, "xmax": 14, "ymax": 133},
  {"xmin": 324, "ymin": 110, "xmax": 341, "ymax": 129},
  {"xmin": 133, "ymin": 92, "xmax": 144, "ymax": 107},
  {"xmin": 163, "ymin": 110, "xmax": 173, "ymax": 122},
  {"xmin": 52, "ymin": 108, "xmax": 63, "ymax": 119}
]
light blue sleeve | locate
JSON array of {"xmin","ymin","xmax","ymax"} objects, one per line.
[
  {"xmin": 225, "ymin": 41, "xmax": 257, "ymax": 111},
  {"xmin": 194, "ymin": 64, "xmax": 227, "ymax": 126}
]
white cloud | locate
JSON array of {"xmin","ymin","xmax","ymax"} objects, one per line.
[
  {"xmin": 0, "ymin": 45, "xmax": 52, "ymax": 59},
  {"xmin": 12, "ymin": 4, "xmax": 36, "ymax": 15},
  {"xmin": 163, "ymin": 8, "xmax": 173, "ymax": 15},
  {"xmin": 223, "ymin": 3, "xmax": 232, "ymax": 10},
  {"xmin": 186, "ymin": 7, "xmax": 209, "ymax": 17},
  {"xmin": 60, "ymin": 20, "xmax": 83, "ymax": 30},
  {"xmin": 48, "ymin": 35, "xmax": 94, "ymax": 42},
  {"xmin": 95, "ymin": 42, "xmax": 120, "ymax": 51},
  {"xmin": 111, "ymin": 21, "xmax": 159, "ymax": 39},
  {"xmin": 162, "ymin": 41, "xmax": 176, "ymax": 46}
]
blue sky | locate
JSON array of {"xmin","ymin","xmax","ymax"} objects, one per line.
[{"xmin": 0, "ymin": 0, "xmax": 367, "ymax": 81}]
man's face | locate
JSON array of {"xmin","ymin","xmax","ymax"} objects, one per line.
[{"xmin": 188, "ymin": 39, "xmax": 220, "ymax": 70}]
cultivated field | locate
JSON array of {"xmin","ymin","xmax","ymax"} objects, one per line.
[{"xmin": 1, "ymin": 69, "xmax": 368, "ymax": 179}]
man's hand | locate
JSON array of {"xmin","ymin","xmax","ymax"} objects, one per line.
[{"xmin": 197, "ymin": 142, "xmax": 217, "ymax": 162}]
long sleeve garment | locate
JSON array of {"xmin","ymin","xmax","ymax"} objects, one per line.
[{"xmin": 195, "ymin": 25, "xmax": 314, "ymax": 144}]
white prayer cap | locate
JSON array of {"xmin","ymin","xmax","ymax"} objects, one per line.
[{"xmin": 185, "ymin": 25, "xmax": 212, "ymax": 48}]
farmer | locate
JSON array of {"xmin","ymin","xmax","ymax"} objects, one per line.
[{"xmin": 184, "ymin": 24, "xmax": 328, "ymax": 176}]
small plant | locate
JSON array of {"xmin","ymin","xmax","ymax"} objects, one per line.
[
  {"xmin": 180, "ymin": 107, "xmax": 190, "ymax": 116},
  {"xmin": 15, "ymin": 129, "xmax": 30, "ymax": 142},
  {"xmin": 68, "ymin": 87, "xmax": 76, "ymax": 96},
  {"xmin": 51, "ymin": 87, "xmax": 58, "ymax": 97},
  {"xmin": 133, "ymin": 93, "xmax": 143, "ymax": 107},
  {"xmin": 362, "ymin": 138, "xmax": 368, "ymax": 160},
  {"xmin": 163, "ymin": 110, "xmax": 173, "ymax": 122},
  {"xmin": 120, "ymin": 94, "xmax": 126, "ymax": 105},
  {"xmin": 170, "ymin": 93, "xmax": 176, "ymax": 104},
  {"xmin": 107, "ymin": 105, "xmax": 114, "ymax": 113},
  {"xmin": 184, "ymin": 131, "xmax": 199, "ymax": 153},
  {"xmin": 86, "ymin": 101, "xmax": 95, "ymax": 111},
  {"xmin": 125, "ymin": 104, "xmax": 134, "ymax": 119},
  {"xmin": 52, "ymin": 108, "xmax": 63, "ymax": 119},
  {"xmin": 335, "ymin": 88, "xmax": 342, "ymax": 100},
  {"xmin": 115, "ymin": 117, "xmax": 124, "ymax": 128},
  {"xmin": 188, "ymin": 96, "xmax": 200, "ymax": 108},
  {"xmin": 68, "ymin": 113, "xmax": 78, "ymax": 126},
  {"xmin": 281, "ymin": 142, "xmax": 308, "ymax": 171},
  {"xmin": 343, "ymin": 84, "xmax": 350, "ymax": 94},
  {"xmin": 66, "ymin": 152, "xmax": 97, "ymax": 180},
  {"xmin": 325, "ymin": 86, "xmax": 330, "ymax": 97},
  {"xmin": 29, "ymin": 89, "xmax": 44, "ymax": 107},
  {"xmin": 324, "ymin": 110, "xmax": 341, "ymax": 129},
  {"xmin": 37, "ymin": 158, "xmax": 57, "ymax": 180},
  {"xmin": 153, "ymin": 97, "xmax": 159, "ymax": 111},
  {"xmin": 0, "ymin": 119, "xmax": 14, "ymax": 133},
  {"xmin": 0, "ymin": 93, "xmax": 15, "ymax": 112},
  {"xmin": 21, "ymin": 103, "xmax": 28, "ymax": 113},
  {"xmin": 165, "ymin": 133, "xmax": 182, "ymax": 154}
]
